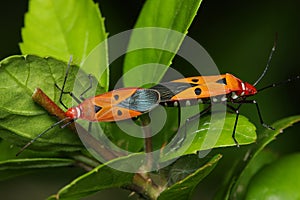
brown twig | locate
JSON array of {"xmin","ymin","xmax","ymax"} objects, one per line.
[{"xmin": 140, "ymin": 114, "xmax": 154, "ymax": 171}]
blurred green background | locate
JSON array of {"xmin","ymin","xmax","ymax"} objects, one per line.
[{"xmin": 0, "ymin": 0, "xmax": 299, "ymax": 199}]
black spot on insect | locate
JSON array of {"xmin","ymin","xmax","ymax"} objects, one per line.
[
  {"xmin": 216, "ymin": 78, "xmax": 227, "ymax": 85},
  {"xmin": 117, "ymin": 110, "xmax": 122, "ymax": 116},
  {"xmin": 191, "ymin": 78, "xmax": 199, "ymax": 83},
  {"xmin": 114, "ymin": 94, "xmax": 119, "ymax": 101},
  {"xmin": 194, "ymin": 88, "xmax": 202, "ymax": 95},
  {"xmin": 94, "ymin": 105, "xmax": 102, "ymax": 113}
]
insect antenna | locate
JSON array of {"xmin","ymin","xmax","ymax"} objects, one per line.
[
  {"xmin": 16, "ymin": 117, "xmax": 71, "ymax": 156},
  {"xmin": 253, "ymin": 33, "xmax": 278, "ymax": 86},
  {"xmin": 258, "ymin": 75, "xmax": 300, "ymax": 92}
]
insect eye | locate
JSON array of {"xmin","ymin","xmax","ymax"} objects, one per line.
[{"xmin": 94, "ymin": 105, "xmax": 102, "ymax": 113}]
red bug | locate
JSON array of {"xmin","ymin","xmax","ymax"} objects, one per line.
[
  {"xmin": 16, "ymin": 57, "xmax": 160, "ymax": 155},
  {"xmin": 151, "ymin": 39, "xmax": 299, "ymax": 146}
]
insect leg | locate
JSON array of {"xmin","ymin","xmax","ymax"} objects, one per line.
[
  {"xmin": 55, "ymin": 84, "xmax": 81, "ymax": 109},
  {"xmin": 238, "ymin": 100, "xmax": 275, "ymax": 130},
  {"xmin": 177, "ymin": 102, "xmax": 181, "ymax": 128},
  {"xmin": 55, "ymin": 56, "xmax": 82, "ymax": 109},
  {"xmin": 185, "ymin": 105, "xmax": 211, "ymax": 126},
  {"xmin": 170, "ymin": 104, "xmax": 212, "ymax": 150},
  {"xmin": 226, "ymin": 104, "xmax": 242, "ymax": 147},
  {"xmin": 179, "ymin": 105, "xmax": 212, "ymax": 146}
]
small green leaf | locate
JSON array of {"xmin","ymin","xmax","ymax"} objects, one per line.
[
  {"xmin": 123, "ymin": 0, "xmax": 203, "ymax": 86},
  {"xmin": 161, "ymin": 113, "xmax": 256, "ymax": 161},
  {"xmin": 0, "ymin": 55, "xmax": 93, "ymax": 153},
  {"xmin": 0, "ymin": 139, "xmax": 66, "ymax": 161},
  {"xmin": 20, "ymin": 0, "xmax": 108, "ymax": 65},
  {"xmin": 158, "ymin": 154, "xmax": 222, "ymax": 200},
  {"xmin": 0, "ymin": 158, "xmax": 75, "ymax": 181},
  {"xmin": 229, "ymin": 115, "xmax": 300, "ymax": 199},
  {"xmin": 0, "ymin": 158, "xmax": 75, "ymax": 170},
  {"xmin": 52, "ymin": 155, "xmax": 137, "ymax": 199}
]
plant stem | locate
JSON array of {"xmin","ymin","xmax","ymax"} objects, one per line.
[
  {"xmin": 127, "ymin": 114, "xmax": 167, "ymax": 199},
  {"xmin": 140, "ymin": 114, "xmax": 154, "ymax": 171},
  {"xmin": 130, "ymin": 173, "xmax": 164, "ymax": 200}
]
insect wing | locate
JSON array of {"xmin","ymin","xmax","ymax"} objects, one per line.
[
  {"xmin": 118, "ymin": 89, "xmax": 160, "ymax": 112},
  {"xmin": 151, "ymin": 82, "xmax": 193, "ymax": 101}
]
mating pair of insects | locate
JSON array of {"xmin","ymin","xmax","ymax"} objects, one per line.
[{"xmin": 17, "ymin": 42, "xmax": 299, "ymax": 155}]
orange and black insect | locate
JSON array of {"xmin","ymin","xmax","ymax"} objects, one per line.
[
  {"xmin": 151, "ymin": 39, "xmax": 299, "ymax": 146},
  {"xmin": 17, "ymin": 57, "xmax": 160, "ymax": 155}
]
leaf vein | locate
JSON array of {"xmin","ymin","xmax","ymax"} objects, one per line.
[{"xmin": 3, "ymin": 67, "xmax": 32, "ymax": 96}]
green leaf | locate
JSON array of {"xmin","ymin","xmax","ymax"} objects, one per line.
[
  {"xmin": 51, "ymin": 155, "xmax": 137, "ymax": 200},
  {"xmin": 0, "ymin": 158, "xmax": 75, "ymax": 181},
  {"xmin": 158, "ymin": 154, "xmax": 222, "ymax": 200},
  {"xmin": 233, "ymin": 150, "xmax": 277, "ymax": 199},
  {"xmin": 0, "ymin": 55, "xmax": 92, "ymax": 153},
  {"xmin": 245, "ymin": 153, "xmax": 300, "ymax": 200},
  {"xmin": 0, "ymin": 139, "xmax": 18, "ymax": 161},
  {"xmin": 123, "ymin": 0, "xmax": 203, "ymax": 87},
  {"xmin": 0, "ymin": 158, "xmax": 75, "ymax": 170},
  {"xmin": 257, "ymin": 115, "xmax": 300, "ymax": 152},
  {"xmin": 20, "ymin": 0, "xmax": 109, "ymax": 91},
  {"xmin": 0, "ymin": 139, "xmax": 66, "ymax": 161},
  {"xmin": 161, "ymin": 113, "xmax": 256, "ymax": 161},
  {"xmin": 228, "ymin": 115, "xmax": 300, "ymax": 200},
  {"xmin": 20, "ymin": 0, "xmax": 107, "ymax": 65}
]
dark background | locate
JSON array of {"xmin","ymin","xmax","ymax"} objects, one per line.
[{"xmin": 0, "ymin": 0, "xmax": 299, "ymax": 199}]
